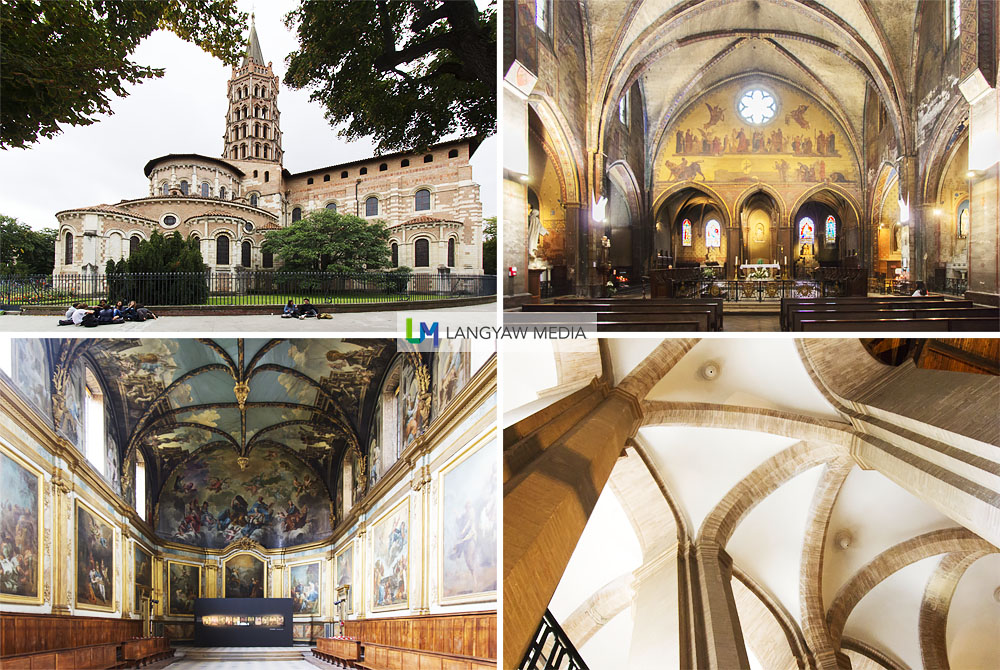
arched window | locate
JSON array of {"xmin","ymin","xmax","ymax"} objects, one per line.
[
  {"xmin": 242, "ymin": 123, "xmax": 247, "ymax": 138},
  {"xmin": 414, "ymin": 189, "xmax": 431, "ymax": 211},
  {"xmin": 200, "ymin": 182, "xmax": 210, "ymax": 197},
  {"xmin": 448, "ymin": 149, "xmax": 459, "ymax": 158},
  {"xmin": 64, "ymin": 232, "xmax": 73, "ymax": 264},
  {"xmin": 255, "ymin": 143, "xmax": 261, "ymax": 157},
  {"xmin": 264, "ymin": 171, "xmax": 269, "ymax": 182},
  {"xmin": 414, "ymin": 238, "xmax": 429, "ymax": 267},
  {"xmin": 307, "ymin": 177, "xmax": 314, "ymax": 185},
  {"xmin": 179, "ymin": 180, "xmax": 189, "ymax": 195},
  {"xmin": 423, "ymin": 154, "xmax": 433, "ymax": 163},
  {"xmin": 241, "ymin": 240, "xmax": 251, "ymax": 267},
  {"xmin": 326, "ymin": 202, "xmax": 337, "ymax": 212},
  {"xmin": 130, "ymin": 235, "xmax": 141, "ymax": 254},
  {"xmin": 391, "ymin": 243, "xmax": 398, "ymax": 267},
  {"xmin": 681, "ymin": 219, "xmax": 692, "ymax": 246},
  {"xmin": 219, "ymin": 186, "xmax": 226, "ymax": 200},
  {"xmin": 160, "ymin": 182, "xmax": 169, "ymax": 195},
  {"xmin": 262, "ymin": 125, "xmax": 268, "ymax": 139},
  {"xmin": 824, "ymin": 215, "xmax": 837, "ymax": 244},
  {"xmin": 254, "ymin": 123, "xmax": 259, "ymax": 137},
  {"xmin": 262, "ymin": 249, "xmax": 273, "ymax": 268},
  {"xmin": 401, "ymin": 159, "xmax": 410, "ymax": 167},
  {"xmin": 84, "ymin": 369, "xmax": 106, "ymax": 476},
  {"xmin": 134, "ymin": 452, "xmax": 146, "ymax": 520},
  {"xmin": 365, "ymin": 197, "xmax": 379, "ymax": 216},
  {"xmin": 799, "ymin": 217, "xmax": 815, "ymax": 243},
  {"xmin": 254, "ymin": 85, "xmax": 259, "ymax": 97},
  {"xmin": 447, "ymin": 238, "xmax": 456, "ymax": 267},
  {"xmin": 360, "ymin": 167, "xmax": 368, "ymax": 175},
  {"xmin": 957, "ymin": 200, "xmax": 970, "ymax": 237},
  {"xmin": 338, "ymin": 172, "xmax": 345, "ymax": 179},
  {"xmin": 263, "ymin": 145, "xmax": 269, "ymax": 159},
  {"xmin": 253, "ymin": 170, "xmax": 258, "ymax": 178},
  {"xmin": 261, "ymin": 108, "xmax": 267, "ymax": 119},
  {"xmin": 249, "ymin": 193, "xmax": 258, "ymax": 207},
  {"xmin": 292, "ymin": 207, "xmax": 302, "ymax": 222},
  {"xmin": 241, "ymin": 144, "xmax": 247, "ymax": 158},
  {"xmin": 379, "ymin": 163, "xmax": 388, "ymax": 171},
  {"xmin": 216, "ymin": 235, "xmax": 230, "ymax": 265},
  {"xmin": 705, "ymin": 219, "xmax": 721, "ymax": 247}
]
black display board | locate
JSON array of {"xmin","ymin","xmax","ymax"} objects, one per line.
[{"xmin": 193, "ymin": 598, "xmax": 293, "ymax": 646}]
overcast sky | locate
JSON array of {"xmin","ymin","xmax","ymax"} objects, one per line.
[{"xmin": 0, "ymin": 0, "xmax": 497, "ymax": 230}]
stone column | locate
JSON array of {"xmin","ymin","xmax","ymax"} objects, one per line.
[
  {"xmin": 205, "ymin": 562, "xmax": 218, "ymax": 598},
  {"xmin": 271, "ymin": 560, "xmax": 284, "ymax": 598},
  {"xmin": 564, "ymin": 204, "xmax": 583, "ymax": 295},
  {"xmin": 691, "ymin": 542, "xmax": 751, "ymax": 670},
  {"xmin": 50, "ymin": 471, "xmax": 72, "ymax": 615},
  {"xmin": 410, "ymin": 464, "xmax": 431, "ymax": 614},
  {"xmin": 503, "ymin": 177, "xmax": 530, "ymax": 302},
  {"xmin": 503, "ymin": 389, "xmax": 642, "ymax": 668}
]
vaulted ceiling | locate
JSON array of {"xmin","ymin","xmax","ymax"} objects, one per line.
[{"xmin": 581, "ymin": 0, "xmax": 923, "ymax": 172}]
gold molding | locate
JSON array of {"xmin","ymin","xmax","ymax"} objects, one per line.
[
  {"xmin": 286, "ymin": 558, "xmax": 323, "ymax": 618},
  {"xmin": 165, "ymin": 559, "xmax": 202, "ymax": 617},
  {"xmin": 370, "ymin": 496, "xmax": 410, "ymax": 613},
  {"xmin": 73, "ymin": 497, "xmax": 117, "ymax": 613},
  {"xmin": 0, "ymin": 440, "xmax": 44, "ymax": 606},
  {"xmin": 221, "ymin": 551, "xmax": 268, "ymax": 598}
]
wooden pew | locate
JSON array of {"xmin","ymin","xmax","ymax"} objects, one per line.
[
  {"xmin": 790, "ymin": 307, "xmax": 999, "ymax": 332},
  {"xmin": 122, "ymin": 637, "xmax": 171, "ymax": 668},
  {"xmin": 524, "ymin": 302, "xmax": 721, "ymax": 331},
  {"xmin": 1, "ymin": 642, "xmax": 122, "ymax": 670},
  {"xmin": 780, "ymin": 297, "xmax": 972, "ymax": 330},
  {"xmin": 313, "ymin": 637, "xmax": 362, "ymax": 668},
  {"xmin": 356, "ymin": 642, "xmax": 496, "ymax": 670},
  {"xmin": 596, "ymin": 320, "xmax": 700, "ymax": 332},
  {"xmin": 550, "ymin": 298, "xmax": 725, "ymax": 329},
  {"xmin": 799, "ymin": 317, "xmax": 998, "ymax": 332}
]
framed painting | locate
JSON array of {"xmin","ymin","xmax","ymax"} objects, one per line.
[
  {"xmin": 167, "ymin": 561, "xmax": 201, "ymax": 617},
  {"xmin": 132, "ymin": 542, "xmax": 153, "ymax": 615},
  {"xmin": 371, "ymin": 497, "xmax": 409, "ymax": 612},
  {"xmin": 288, "ymin": 560, "xmax": 321, "ymax": 616},
  {"xmin": 335, "ymin": 541, "xmax": 354, "ymax": 614},
  {"xmin": 0, "ymin": 444, "xmax": 43, "ymax": 605},
  {"xmin": 75, "ymin": 499, "xmax": 116, "ymax": 612},
  {"xmin": 223, "ymin": 552, "xmax": 266, "ymax": 598},
  {"xmin": 438, "ymin": 435, "xmax": 498, "ymax": 604},
  {"xmin": 433, "ymin": 342, "xmax": 469, "ymax": 419}
]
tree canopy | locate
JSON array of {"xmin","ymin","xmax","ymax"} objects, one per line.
[
  {"xmin": 0, "ymin": 215, "xmax": 57, "ymax": 274},
  {"xmin": 482, "ymin": 216, "xmax": 496, "ymax": 274},
  {"xmin": 106, "ymin": 230, "xmax": 207, "ymax": 274},
  {"xmin": 262, "ymin": 209, "xmax": 392, "ymax": 273},
  {"xmin": 284, "ymin": 0, "xmax": 496, "ymax": 152},
  {"xmin": 1, "ymin": 0, "xmax": 246, "ymax": 149}
]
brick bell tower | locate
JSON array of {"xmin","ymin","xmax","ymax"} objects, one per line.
[{"xmin": 223, "ymin": 14, "xmax": 283, "ymax": 166}]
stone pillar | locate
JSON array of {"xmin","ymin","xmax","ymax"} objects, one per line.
[
  {"xmin": 691, "ymin": 542, "xmax": 751, "ymax": 670},
  {"xmin": 900, "ymin": 155, "xmax": 922, "ymax": 282},
  {"xmin": 205, "ymin": 562, "xmax": 218, "ymax": 598},
  {"xmin": 411, "ymin": 464, "xmax": 431, "ymax": 613},
  {"xmin": 564, "ymin": 204, "xmax": 582, "ymax": 294},
  {"xmin": 503, "ymin": 389, "xmax": 642, "ymax": 668},
  {"xmin": 271, "ymin": 560, "xmax": 284, "ymax": 598},
  {"xmin": 503, "ymin": 177, "xmax": 530, "ymax": 302}
]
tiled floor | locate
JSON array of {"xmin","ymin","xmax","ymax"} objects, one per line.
[
  {"xmin": 722, "ymin": 313, "xmax": 781, "ymax": 331},
  {"xmin": 168, "ymin": 661, "xmax": 317, "ymax": 669}
]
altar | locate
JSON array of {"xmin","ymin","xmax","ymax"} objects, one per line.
[{"xmin": 739, "ymin": 263, "xmax": 781, "ymax": 280}]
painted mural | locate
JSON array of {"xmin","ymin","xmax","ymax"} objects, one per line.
[
  {"xmin": 433, "ymin": 344, "xmax": 470, "ymax": 419},
  {"xmin": 0, "ymin": 449, "xmax": 41, "ymax": 602},
  {"xmin": 657, "ymin": 80, "xmax": 858, "ymax": 186},
  {"xmin": 75, "ymin": 502, "xmax": 115, "ymax": 611},
  {"xmin": 372, "ymin": 500, "xmax": 408, "ymax": 610},
  {"xmin": 400, "ymin": 356, "xmax": 429, "ymax": 450},
  {"xmin": 289, "ymin": 561, "xmax": 321, "ymax": 615},
  {"xmin": 11, "ymin": 340, "xmax": 50, "ymax": 421},
  {"xmin": 156, "ymin": 444, "xmax": 333, "ymax": 550},
  {"xmin": 133, "ymin": 544, "xmax": 152, "ymax": 612},
  {"xmin": 336, "ymin": 544, "xmax": 353, "ymax": 613},
  {"xmin": 224, "ymin": 553, "xmax": 265, "ymax": 598},
  {"xmin": 440, "ymin": 440, "xmax": 498, "ymax": 601},
  {"xmin": 61, "ymin": 358, "xmax": 85, "ymax": 451},
  {"xmin": 168, "ymin": 561, "xmax": 200, "ymax": 616}
]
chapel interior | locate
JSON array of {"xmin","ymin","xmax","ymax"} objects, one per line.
[
  {"xmin": 0, "ymin": 338, "xmax": 497, "ymax": 669},
  {"xmin": 502, "ymin": 0, "xmax": 1000, "ymax": 330},
  {"xmin": 503, "ymin": 337, "xmax": 1000, "ymax": 670}
]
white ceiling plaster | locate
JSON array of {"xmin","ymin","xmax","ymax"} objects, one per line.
[
  {"xmin": 579, "ymin": 608, "xmax": 636, "ymax": 670},
  {"xmin": 947, "ymin": 553, "xmax": 1000, "ymax": 670},
  {"xmin": 728, "ymin": 464, "xmax": 827, "ymax": 623},
  {"xmin": 606, "ymin": 337, "xmax": 664, "ymax": 385},
  {"xmin": 645, "ymin": 339, "xmax": 845, "ymax": 421},
  {"xmin": 823, "ymin": 466, "xmax": 957, "ymax": 612},
  {"xmin": 501, "ymin": 340, "xmax": 558, "ymax": 425},
  {"xmin": 845, "ymin": 555, "xmax": 943, "ymax": 670},
  {"xmin": 638, "ymin": 426, "xmax": 801, "ymax": 533}
]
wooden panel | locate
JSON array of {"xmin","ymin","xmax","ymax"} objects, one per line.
[
  {"xmin": 0, "ymin": 613, "xmax": 140, "ymax": 657},
  {"xmin": 344, "ymin": 612, "xmax": 496, "ymax": 661}
]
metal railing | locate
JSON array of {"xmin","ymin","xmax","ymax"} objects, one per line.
[
  {"xmin": 518, "ymin": 610, "xmax": 589, "ymax": 670},
  {"xmin": 867, "ymin": 277, "xmax": 968, "ymax": 297},
  {"xmin": 668, "ymin": 279, "xmax": 842, "ymax": 301},
  {"xmin": 0, "ymin": 271, "xmax": 496, "ymax": 307}
]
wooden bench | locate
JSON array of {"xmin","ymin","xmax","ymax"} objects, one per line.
[
  {"xmin": 799, "ymin": 317, "xmax": 999, "ymax": 332},
  {"xmin": 356, "ymin": 642, "xmax": 495, "ymax": 670},
  {"xmin": 525, "ymin": 304, "xmax": 718, "ymax": 331},
  {"xmin": 1, "ymin": 642, "xmax": 122, "ymax": 670},
  {"xmin": 550, "ymin": 298, "xmax": 725, "ymax": 329},
  {"xmin": 790, "ymin": 307, "xmax": 999, "ymax": 332},
  {"xmin": 596, "ymin": 320, "xmax": 700, "ymax": 332},
  {"xmin": 313, "ymin": 637, "xmax": 362, "ymax": 668},
  {"xmin": 121, "ymin": 637, "xmax": 171, "ymax": 668},
  {"xmin": 780, "ymin": 297, "xmax": 972, "ymax": 330}
]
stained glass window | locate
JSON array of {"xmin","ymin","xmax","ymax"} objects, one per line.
[
  {"xmin": 682, "ymin": 219, "xmax": 692, "ymax": 246},
  {"xmin": 738, "ymin": 89, "xmax": 776, "ymax": 125},
  {"xmin": 705, "ymin": 220, "xmax": 721, "ymax": 247},
  {"xmin": 799, "ymin": 217, "xmax": 814, "ymax": 243},
  {"xmin": 825, "ymin": 215, "xmax": 836, "ymax": 244}
]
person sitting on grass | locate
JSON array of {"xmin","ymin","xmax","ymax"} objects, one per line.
[
  {"xmin": 281, "ymin": 300, "xmax": 299, "ymax": 318},
  {"xmin": 120, "ymin": 301, "xmax": 138, "ymax": 321},
  {"xmin": 58, "ymin": 303, "xmax": 81, "ymax": 326},
  {"xmin": 96, "ymin": 305, "xmax": 124, "ymax": 324},
  {"xmin": 298, "ymin": 298, "xmax": 319, "ymax": 319}
]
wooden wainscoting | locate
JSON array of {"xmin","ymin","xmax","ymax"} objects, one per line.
[
  {"xmin": 343, "ymin": 611, "xmax": 496, "ymax": 661},
  {"xmin": 0, "ymin": 612, "xmax": 142, "ymax": 657}
]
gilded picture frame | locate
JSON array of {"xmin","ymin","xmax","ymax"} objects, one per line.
[
  {"xmin": 287, "ymin": 559, "xmax": 322, "ymax": 617},
  {"xmin": 370, "ymin": 497, "xmax": 409, "ymax": 612},
  {"xmin": 74, "ymin": 498, "xmax": 117, "ymax": 613},
  {"xmin": 0, "ymin": 442, "xmax": 44, "ymax": 606},
  {"xmin": 131, "ymin": 540, "xmax": 154, "ymax": 615},
  {"xmin": 334, "ymin": 540, "xmax": 354, "ymax": 614},
  {"xmin": 437, "ymin": 432, "xmax": 498, "ymax": 605},
  {"xmin": 222, "ymin": 552, "xmax": 267, "ymax": 598},
  {"xmin": 166, "ymin": 560, "xmax": 201, "ymax": 617}
]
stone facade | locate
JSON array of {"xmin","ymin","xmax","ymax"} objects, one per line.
[{"xmin": 54, "ymin": 21, "xmax": 483, "ymax": 276}]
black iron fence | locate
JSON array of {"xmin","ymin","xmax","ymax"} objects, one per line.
[
  {"xmin": 669, "ymin": 279, "xmax": 840, "ymax": 301},
  {"xmin": 518, "ymin": 610, "xmax": 589, "ymax": 670},
  {"xmin": 868, "ymin": 277, "xmax": 968, "ymax": 297},
  {"xmin": 0, "ymin": 271, "xmax": 496, "ymax": 308}
]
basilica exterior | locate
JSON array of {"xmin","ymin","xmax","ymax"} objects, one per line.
[{"xmin": 54, "ymin": 22, "xmax": 484, "ymax": 276}]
